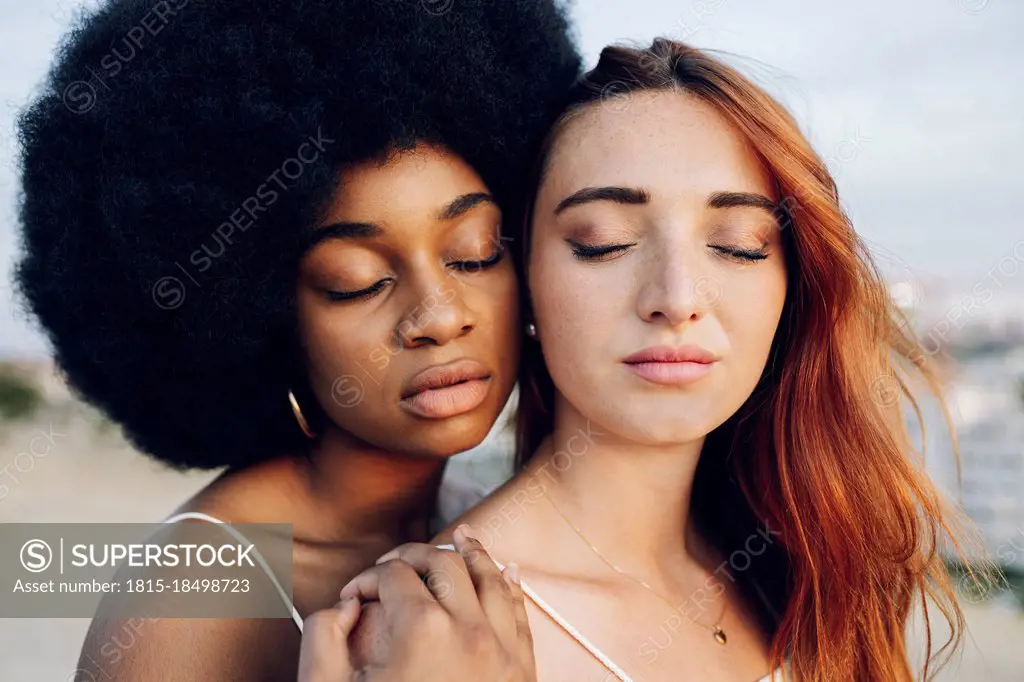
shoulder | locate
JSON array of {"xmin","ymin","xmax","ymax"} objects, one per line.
[
  {"xmin": 167, "ymin": 459, "xmax": 300, "ymax": 524},
  {"xmin": 431, "ymin": 469, "xmax": 549, "ymax": 555},
  {"xmin": 77, "ymin": 616, "xmax": 298, "ymax": 682}
]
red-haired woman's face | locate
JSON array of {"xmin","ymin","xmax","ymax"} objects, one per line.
[{"xmin": 528, "ymin": 91, "xmax": 787, "ymax": 444}]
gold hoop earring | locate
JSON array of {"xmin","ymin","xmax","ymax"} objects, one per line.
[{"xmin": 288, "ymin": 389, "xmax": 316, "ymax": 439}]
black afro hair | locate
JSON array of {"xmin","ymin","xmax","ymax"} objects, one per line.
[{"xmin": 16, "ymin": 0, "xmax": 581, "ymax": 469}]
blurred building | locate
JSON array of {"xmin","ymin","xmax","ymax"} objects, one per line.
[
  {"xmin": 893, "ymin": 279, "xmax": 1024, "ymax": 569},
  {"xmin": 948, "ymin": 350, "xmax": 1024, "ymax": 569}
]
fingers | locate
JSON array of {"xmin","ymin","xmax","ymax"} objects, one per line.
[
  {"xmin": 454, "ymin": 525, "xmax": 518, "ymax": 649},
  {"xmin": 335, "ymin": 597, "xmax": 362, "ymax": 636},
  {"xmin": 503, "ymin": 563, "xmax": 536, "ymax": 672},
  {"xmin": 347, "ymin": 601, "xmax": 393, "ymax": 672},
  {"xmin": 339, "ymin": 558, "xmax": 437, "ymax": 610},
  {"xmin": 297, "ymin": 599, "xmax": 358, "ymax": 682},
  {"xmin": 370, "ymin": 542, "xmax": 482, "ymax": 622}
]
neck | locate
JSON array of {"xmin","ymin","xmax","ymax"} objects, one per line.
[
  {"xmin": 292, "ymin": 424, "xmax": 447, "ymax": 543},
  {"xmin": 527, "ymin": 393, "xmax": 711, "ymax": 572}
]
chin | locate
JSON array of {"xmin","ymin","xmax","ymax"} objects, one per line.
[
  {"xmin": 596, "ymin": 403, "xmax": 720, "ymax": 445},
  {"xmin": 400, "ymin": 416, "xmax": 497, "ymax": 459},
  {"xmin": 627, "ymin": 424, "xmax": 710, "ymax": 445}
]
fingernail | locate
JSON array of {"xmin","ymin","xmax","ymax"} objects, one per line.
[
  {"xmin": 376, "ymin": 549, "xmax": 399, "ymax": 565},
  {"xmin": 457, "ymin": 523, "xmax": 477, "ymax": 541},
  {"xmin": 506, "ymin": 562, "xmax": 521, "ymax": 585}
]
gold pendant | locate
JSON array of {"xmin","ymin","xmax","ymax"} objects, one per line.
[{"xmin": 713, "ymin": 626, "xmax": 727, "ymax": 645}]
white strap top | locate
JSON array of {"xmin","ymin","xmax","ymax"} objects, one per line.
[
  {"xmin": 162, "ymin": 512, "xmax": 305, "ymax": 632},
  {"xmin": 436, "ymin": 543, "xmax": 787, "ymax": 682}
]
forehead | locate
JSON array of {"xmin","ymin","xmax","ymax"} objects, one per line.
[
  {"xmin": 327, "ymin": 145, "xmax": 489, "ymax": 219},
  {"xmin": 541, "ymin": 90, "xmax": 776, "ymax": 203}
]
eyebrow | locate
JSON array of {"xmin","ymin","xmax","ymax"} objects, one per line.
[
  {"xmin": 553, "ymin": 187, "xmax": 780, "ymax": 218},
  {"xmin": 309, "ymin": 192, "xmax": 496, "ymax": 249},
  {"xmin": 554, "ymin": 186, "xmax": 650, "ymax": 215},
  {"xmin": 308, "ymin": 221, "xmax": 384, "ymax": 249},
  {"xmin": 706, "ymin": 191, "xmax": 778, "ymax": 214},
  {"xmin": 438, "ymin": 192, "xmax": 496, "ymax": 221}
]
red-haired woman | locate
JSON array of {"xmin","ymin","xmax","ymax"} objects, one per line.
[{"xmin": 305, "ymin": 38, "xmax": 984, "ymax": 682}]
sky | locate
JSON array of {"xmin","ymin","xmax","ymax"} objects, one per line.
[{"xmin": 0, "ymin": 0, "xmax": 1021, "ymax": 357}]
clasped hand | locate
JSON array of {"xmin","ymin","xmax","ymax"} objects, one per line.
[{"xmin": 299, "ymin": 525, "xmax": 536, "ymax": 682}]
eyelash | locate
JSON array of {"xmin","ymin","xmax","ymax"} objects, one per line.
[
  {"xmin": 326, "ymin": 246, "xmax": 505, "ymax": 302},
  {"xmin": 710, "ymin": 245, "xmax": 769, "ymax": 262},
  {"xmin": 326, "ymin": 278, "xmax": 392, "ymax": 302},
  {"xmin": 449, "ymin": 244, "xmax": 506, "ymax": 272},
  {"xmin": 569, "ymin": 240, "xmax": 634, "ymax": 262},
  {"xmin": 568, "ymin": 240, "xmax": 769, "ymax": 263}
]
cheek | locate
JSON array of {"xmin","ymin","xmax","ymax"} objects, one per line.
[
  {"xmin": 466, "ymin": 271, "xmax": 521, "ymax": 386},
  {"xmin": 718, "ymin": 266, "xmax": 787, "ymax": 375},
  {"xmin": 529, "ymin": 254, "xmax": 621, "ymax": 388},
  {"xmin": 295, "ymin": 293, "xmax": 397, "ymax": 417},
  {"xmin": 300, "ymin": 303, "xmax": 388, "ymax": 377},
  {"xmin": 477, "ymin": 265, "xmax": 520, "ymax": 340}
]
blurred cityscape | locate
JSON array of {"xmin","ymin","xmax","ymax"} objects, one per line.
[{"xmin": 891, "ymin": 276, "xmax": 1024, "ymax": 576}]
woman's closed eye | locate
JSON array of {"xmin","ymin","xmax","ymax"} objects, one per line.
[
  {"xmin": 567, "ymin": 238, "xmax": 635, "ymax": 262},
  {"xmin": 567, "ymin": 236, "xmax": 770, "ymax": 265},
  {"xmin": 448, "ymin": 242, "xmax": 506, "ymax": 272},
  {"xmin": 326, "ymin": 277, "xmax": 394, "ymax": 302},
  {"xmin": 709, "ymin": 243, "xmax": 770, "ymax": 262},
  {"xmin": 325, "ymin": 244, "xmax": 506, "ymax": 302}
]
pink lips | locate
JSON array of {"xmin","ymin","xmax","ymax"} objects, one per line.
[
  {"xmin": 400, "ymin": 358, "xmax": 492, "ymax": 419},
  {"xmin": 622, "ymin": 344, "xmax": 717, "ymax": 386}
]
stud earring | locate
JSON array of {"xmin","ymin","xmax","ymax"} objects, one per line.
[
  {"xmin": 288, "ymin": 389, "xmax": 316, "ymax": 439},
  {"xmin": 525, "ymin": 322, "xmax": 537, "ymax": 338}
]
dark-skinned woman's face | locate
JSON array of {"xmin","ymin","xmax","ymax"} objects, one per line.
[{"xmin": 296, "ymin": 143, "xmax": 519, "ymax": 457}]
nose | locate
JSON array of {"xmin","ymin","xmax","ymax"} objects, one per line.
[
  {"xmin": 636, "ymin": 251, "xmax": 712, "ymax": 327},
  {"xmin": 395, "ymin": 272, "xmax": 475, "ymax": 348}
]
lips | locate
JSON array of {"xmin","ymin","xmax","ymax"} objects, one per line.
[
  {"xmin": 623, "ymin": 345, "xmax": 717, "ymax": 364},
  {"xmin": 622, "ymin": 344, "xmax": 718, "ymax": 386},
  {"xmin": 400, "ymin": 358, "xmax": 492, "ymax": 419}
]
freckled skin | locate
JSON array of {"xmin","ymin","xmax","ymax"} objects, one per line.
[
  {"xmin": 530, "ymin": 91, "xmax": 787, "ymax": 445},
  {"xmin": 442, "ymin": 91, "xmax": 788, "ymax": 682}
]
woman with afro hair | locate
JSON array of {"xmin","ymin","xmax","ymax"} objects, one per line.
[{"xmin": 16, "ymin": 0, "xmax": 580, "ymax": 679}]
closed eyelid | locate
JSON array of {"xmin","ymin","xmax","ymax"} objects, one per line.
[
  {"xmin": 707, "ymin": 219, "xmax": 778, "ymax": 242},
  {"xmin": 564, "ymin": 221, "xmax": 641, "ymax": 243}
]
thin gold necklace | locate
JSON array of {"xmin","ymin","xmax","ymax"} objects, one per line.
[{"xmin": 545, "ymin": 491, "xmax": 729, "ymax": 646}]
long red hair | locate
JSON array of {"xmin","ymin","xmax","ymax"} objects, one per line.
[{"xmin": 515, "ymin": 38, "xmax": 989, "ymax": 681}]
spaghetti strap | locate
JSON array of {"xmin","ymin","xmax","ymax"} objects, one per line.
[
  {"xmin": 163, "ymin": 511, "xmax": 304, "ymax": 632},
  {"xmin": 436, "ymin": 544, "xmax": 787, "ymax": 682},
  {"xmin": 435, "ymin": 544, "xmax": 632, "ymax": 680}
]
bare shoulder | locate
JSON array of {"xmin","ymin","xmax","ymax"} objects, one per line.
[
  {"xmin": 432, "ymin": 468, "xmax": 550, "ymax": 558},
  {"xmin": 76, "ymin": 615, "xmax": 299, "ymax": 682},
  {"xmin": 75, "ymin": 465, "xmax": 305, "ymax": 682},
  {"xmin": 169, "ymin": 463, "xmax": 287, "ymax": 523}
]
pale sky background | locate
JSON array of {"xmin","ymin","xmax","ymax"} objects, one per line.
[{"xmin": 0, "ymin": 0, "xmax": 1021, "ymax": 357}]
